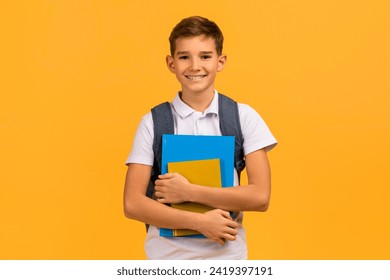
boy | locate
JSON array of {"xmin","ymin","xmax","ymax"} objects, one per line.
[{"xmin": 123, "ymin": 16, "xmax": 277, "ymax": 259}]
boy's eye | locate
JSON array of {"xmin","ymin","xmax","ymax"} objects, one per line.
[
  {"xmin": 201, "ymin": 55, "xmax": 211, "ymax": 59},
  {"xmin": 178, "ymin": 56, "xmax": 189, "ymax": 60}
]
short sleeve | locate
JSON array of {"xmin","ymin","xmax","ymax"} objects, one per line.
[
  {"xmin": 238, "ymin": 104, "xmax": 277, "ymax": 156},
  {"xmin": 125, "ymin": 113, "xmax": 154, "ymax": 166}
]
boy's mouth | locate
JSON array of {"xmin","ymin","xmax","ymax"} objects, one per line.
[{"xmin": 185, "ymin": 75, "xmax": 207, "ymax": 80}]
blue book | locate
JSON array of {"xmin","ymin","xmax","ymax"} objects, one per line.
[{"xmin": 159, "ymin": 134, "xmax": 235, "ymax": 237}]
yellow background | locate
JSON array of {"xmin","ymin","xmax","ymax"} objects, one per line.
[{"xmin": 1, "ymin": 0, "xmax": 389, "ymax": 259}]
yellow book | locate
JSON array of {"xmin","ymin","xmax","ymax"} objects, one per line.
[{"xmin": 167, "ymin": 158, "xmax": 222, "ymax": 237}]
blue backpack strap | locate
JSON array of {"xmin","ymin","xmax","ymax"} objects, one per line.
[
  {"xmin": 218, "ymin": 93, "xmax": 246, "ymax": 179},
  {"xmin": 147, "ymin": 102, "xmax": 174, "ymax": 200},
  {"xmin": 151, "ymin": 102, "xmax": 174, "ymax": 175},
  {"xmin": 144, "ymin": 102, "xmax": 174, "ymax": 231}
]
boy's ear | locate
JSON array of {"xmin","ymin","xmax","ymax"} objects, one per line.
[
  {"xmin": 217, "ymin": 54, "xmax": 227, "ymax": 72},
  {"xmin": 166, "ymin": 55, "xmax": 175, "ymax": 73}
]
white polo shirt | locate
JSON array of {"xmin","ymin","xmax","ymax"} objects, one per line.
[{"xmin": 126, "ymin": 90, "xmax": 277, "ymax": 259}]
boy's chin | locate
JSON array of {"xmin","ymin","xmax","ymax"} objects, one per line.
[{"xmin": 180, "ymin": 87, "xmax": 214, "ymax": 96}]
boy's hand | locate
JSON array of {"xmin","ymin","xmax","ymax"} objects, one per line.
[
  {"xmin": 196, "ymin": 209, "xmax": 238, "ymax": 245},
  {"xmin": 155, "ymin": 173, "xmax": 191, "ymax": 204}
]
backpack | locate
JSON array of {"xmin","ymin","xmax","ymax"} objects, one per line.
[{"xmin": 145, "ymin": 93, "xmax": 245, "ymax": 230}]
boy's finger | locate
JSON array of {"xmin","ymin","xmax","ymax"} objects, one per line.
[
  {"xmin": 227, "ymin": 220, "xmax": 238, "ymax": 229},
  {"xmin": 158, "ymin": 173, "xmax": 174, "ymax": 179},
  {"xmin": 219, "ymin": 210, "xmax": 233, "ymax": 220},
  {"xmin": 225, "ymin": 226, "xmax": 238, "ymax": 236},
  {"xmin": 223, "ymin": 233, "xmax": 237, "ymax": 241},
  {"xmin": 216, "ymin": 238, "xmax": 225, "ymax": 245}
]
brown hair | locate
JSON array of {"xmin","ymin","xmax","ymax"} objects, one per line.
[{"xmin": 169, "ymin": 16, "xmax": 224, "ymax": 56}]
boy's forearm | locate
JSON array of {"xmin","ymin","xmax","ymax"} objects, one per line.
[
  {"xmin": 189, "ymin": 183, "xmax": 270, "ymax": 212},
  {"xmin": 124, "ymin": 193, "xmax": 202, "ymax": 231}
]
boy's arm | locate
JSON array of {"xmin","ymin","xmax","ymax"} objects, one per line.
[
  {"xmin": 123, "ymin": 163, "xmax": 238, "ymax": 245},
  {"xmin": 155, "ymin": 148, "xmax": 271, "ymax": 212}
]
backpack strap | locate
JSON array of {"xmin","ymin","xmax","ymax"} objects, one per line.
[
  {"xmin": 144, "ymin": 102, "xmax": 174, "ymax": 231},
  {"xmin": 218, "ymin": 94, "xmax": 246, "ymax": 178},
  {"xmin": 147, "ymin": 102, "xmax": 174, "ymax": 200}
]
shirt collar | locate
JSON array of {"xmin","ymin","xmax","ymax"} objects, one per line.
[{"xmin": 172, "ymin": 90, "xmax": 219, "ymax": 118}]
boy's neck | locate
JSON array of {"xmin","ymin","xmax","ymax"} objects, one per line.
[{"xmin": 179, "ymin": 89, "xmax": 215, "ymax": 112}]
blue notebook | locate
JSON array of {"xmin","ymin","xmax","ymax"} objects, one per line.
[{"xmin": 159, "ymin": 134, "xmax": 235, "ymax": 237}]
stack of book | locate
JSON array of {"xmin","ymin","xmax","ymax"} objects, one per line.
[{"xmin": 159, "ymin": 134, "xmax": 235, "ymax": 238}]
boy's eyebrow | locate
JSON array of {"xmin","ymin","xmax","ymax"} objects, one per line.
[
  {"xmin": 176, "ymin": 51, "xmax": 189, "ymax": 55},
  {"xmin": 175, "ymin": 51, "xmax": 215, "ymax": 55}
]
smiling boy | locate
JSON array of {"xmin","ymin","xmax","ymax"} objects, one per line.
[
  {"xmin": 166, "ymin": 35, "xmax": 224, "ymax": 111},
  {"xmin": 123, "ymin": 16, "xmax": 277, "ymax": 259}
]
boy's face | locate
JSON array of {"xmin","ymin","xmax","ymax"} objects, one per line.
[{"xmin": 166, "ymin": 35, "xmax": 226, "ymax": 97}]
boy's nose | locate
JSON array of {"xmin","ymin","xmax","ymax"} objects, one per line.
[{"xmin": 189, "ymin": 59, "xmax": 201, "ymax": 71}]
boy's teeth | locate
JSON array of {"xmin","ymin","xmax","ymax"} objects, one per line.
[{"xmin": 187, "ymin": 75, "xmax": 205, "ymax": 80}]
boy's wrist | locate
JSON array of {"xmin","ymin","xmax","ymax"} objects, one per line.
[
  {"xmin": 188, "ymin": 211, "xmax": 204, "ymax": 232},
  {"xmin": 187, "ymin": 183, "xmax": 197, "ymax": 203}
]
